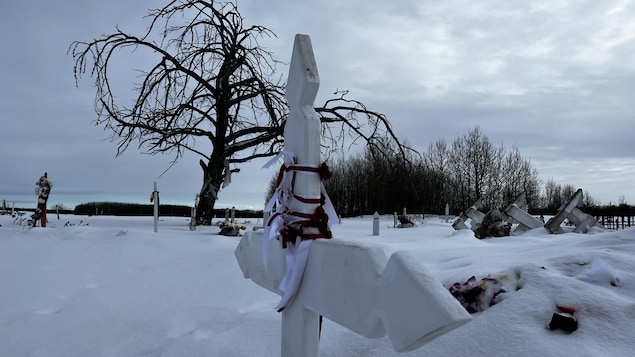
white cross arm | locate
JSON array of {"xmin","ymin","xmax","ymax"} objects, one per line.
[
  {"xmin": 234, "ymin": 231, "xmax": 286, "ymax": 295},
  {"xmin": 235, "ymin": 231, "xmax": 472, "ymax": 352}
]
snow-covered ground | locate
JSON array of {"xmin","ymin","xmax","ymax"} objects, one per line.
[{"xmin": 1, "ymin": 213, "xmax": 633, "ymax": 356}]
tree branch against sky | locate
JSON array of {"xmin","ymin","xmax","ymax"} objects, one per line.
[{"xmin": 70, "ymin": 0, "xmax": 413, "ymax": 224}]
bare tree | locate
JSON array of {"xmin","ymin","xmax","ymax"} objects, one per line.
[
  {"xmin": 447, "ymin": 127, "xmax": 503, "ymax": 208},
  {"xmin": 70, "ymin": 0, "xmax": 410, "ymax": 225},
  {"xmin": 582, "ymin": 192, "xmax": 599, "ymax": 207},
  {"xmin": 316, "ymin": 90, "xmax": 412, "ymax": 160},
  {"xmin": 561, "ymin": 184, "xmax": 578, "ymax": 204},
  {"xmin": 544, "ymin": 180, "xmax": 578, "ymax": 210},
  {"xmin": 420, "ymin": 127, "xmax": 542, "ymax": 211},
  {"xmin": 501, "ymin": 146, "xmax": 541, "ymax": 209},
  {"xmin": 544, "ymin": 178, "xmax": 562, "ymax": 210}
]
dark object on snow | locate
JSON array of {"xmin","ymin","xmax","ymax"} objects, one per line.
[
  {"xmin": 474, "ymin": 209, "xmax": 511, "ymax": 239},
  {"xmin": 449, "ymin": 275, "xmax": 504, "ymax": 313},
  {"xmin": 549, "ymin": 312, "xmax": 578, "ymax": 333},
  {"xmin": 219, "ymin": 226, "xmax": 239, "ymax": 236},
  {"xmin": 32, "ymin": 173, "xmax": 52, "ymax": 227},
  {"xmin": 398, "ymin": 214, "xmax": 414, "ymax": 228},
  {"xmin": 218, "ymin": 221, "xmax": 245, "ymax": 236}
]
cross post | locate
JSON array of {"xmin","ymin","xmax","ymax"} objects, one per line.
[
  {"xmin": 153, "ymin": 181, "xmax": 159, "ymax": 232},
  {"xmin": 280, "ymin": 33, "xmax": 323, "ymax": 357},
  {"xmin": 235, "ymin": 34, "xmax": 471, "ymax": 357}
]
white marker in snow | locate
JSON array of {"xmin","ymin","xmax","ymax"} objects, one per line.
[{"xmin": 235, "ymin": 34, "xmax": 471, "ymax": 357}]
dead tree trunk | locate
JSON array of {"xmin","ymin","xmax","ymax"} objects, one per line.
[{"xmin": 196, "ymin": 158, "xmax": 226, "ymax": 226}]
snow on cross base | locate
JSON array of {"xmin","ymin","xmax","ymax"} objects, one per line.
[{"xmin": 234, "ymin": 34, "xmax": 471, "ymax": 357}]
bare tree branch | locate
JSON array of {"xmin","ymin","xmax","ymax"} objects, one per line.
[
  {"xmin": 69, "ymin": 0, "xmax": 413, "ymax": 224},
  {"xmin": 316, "ymin": 90, "xmax": 418, "ymax": 162}
]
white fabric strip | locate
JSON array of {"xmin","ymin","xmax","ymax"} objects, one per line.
[
  {"xmin": 260, "ymin": 151, "xmax": 339, "ymax": 311},
  {"xmin": 274, "ymin": 238, "xmax": 313, "ymax": 311}
]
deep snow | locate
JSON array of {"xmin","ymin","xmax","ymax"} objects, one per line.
[{"xmin": 1, "ymin": 213, "xmax": 634, "ymax": 356}]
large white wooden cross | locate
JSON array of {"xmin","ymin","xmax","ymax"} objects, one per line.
[{"xmin": 235, "ymin": 34, "xmax": 471, "ymax": 357}]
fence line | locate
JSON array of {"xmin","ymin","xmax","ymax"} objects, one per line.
[{"xmin": 597, "ymin": 216, "xmax": 633, "ymax": 230}]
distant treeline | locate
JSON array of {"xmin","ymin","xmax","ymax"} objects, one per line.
[
  {"xmin": 74, "ymin": 202, "xmax": 190, "ymax": 216},
  {"xmin": 571, "ymin": 204, "xmax": 635, "ymax": 217},
  {"xmin": 73, "ymin": 201, "xmax": 263, "ymax": 218},
  {"xmin": 308, "ymin": 128, "xmax": 634, "ymax": 218}
]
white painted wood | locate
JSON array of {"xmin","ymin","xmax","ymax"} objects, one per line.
[
  {"xmin": 545, "ymin": 189, "xmax": 604, "ymax": 234},
  {"xmin": 504, "ymin": 204, "xmax": 543, "ymax": 233},
  {"xmin": 235, "ymin": 33, "xmax": 471, "ymax": 357},
  {"xmin": 235, "ymin": 231, "xmax": 472, "ymax": 353},
  {"xmin": 284, "ymin": 34, "xmax": 321, "ymax": 219},
  {"xmin": 465, "ymin": 206, "xmax": 485, "ymax": 229},
  {"xmin": 153, "ymin": 181, "xmax": 158, "ymax": 233},
  {"xmin": 276, "ymin": 33, "xmax": 323, "ymax": 357},
  {"xmin": 373, "ymin": 211, "xmax": 380, "ymax": 236},
  {"xmin": 189, "ymin": 194, "xmax": 198, "ymax": 231},
  {"xmin": 452, "ymin": 199, "xmax": 483, "ymax": 230}
]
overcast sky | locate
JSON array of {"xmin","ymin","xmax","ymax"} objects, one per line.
[{"xmin": 1, "ymin": 0, "xmax": 633, "ymax": 211}]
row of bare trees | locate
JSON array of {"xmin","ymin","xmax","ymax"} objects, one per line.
[
  {"xmin": 543, "ymin": 179, "xmax": 597, "ymax": 211},
  {"xmin": 321, "ymin": 127, "xmax": 612, "ymax": 217},
  {"xmin": 323, "ymin": 142, "xmax": 429, "ymax": 217},
  {"xmin": 422, "ymin": 127, "xmax": 542, "ymax": 212},
  {"xmin": 321, "ymin": 128, "xmax": 546, "ymax": 217}
]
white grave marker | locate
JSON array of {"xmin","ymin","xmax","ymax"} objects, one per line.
[
  {"xmin": 152, "ymin": 181, "xmax": 159, "ymax": 232},
  {"xmin": 373, "ymin": 211, "xmax": 380, "ymax": 236},
  {"xmin": 189, "ymin": 194, "xmax": 198, "ymax": 231},
  {"xmin": 503, "ymin": 195, "xmax": 543, "ymax": 234},
  {"xmin": 444, "ymin": 203, "xmax": 450, "ymax": 222},
  {"xmin": 452, "ymin": 198, "xmax": 484, "ymax": 230},
  {"xmin": 235, "ymin": 34, "xmax": 471, "ymax": 357},
  {"xmin": 545, "ymin": 189, "xmax": 604, "ymax": 234}
]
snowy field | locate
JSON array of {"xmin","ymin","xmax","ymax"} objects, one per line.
[{"xmin": 1, "ymin": 213, "xmax": 634, "ymax": 357}]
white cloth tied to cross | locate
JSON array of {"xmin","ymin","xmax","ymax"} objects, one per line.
[{"xmin": 262, "ymin": 151, "xmax": 338, "ymax": 311}]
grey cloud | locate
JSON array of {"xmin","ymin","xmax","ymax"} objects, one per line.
[{"xmin": 1, "ymin": 0, "xmax": 633, "ymax": 208}]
